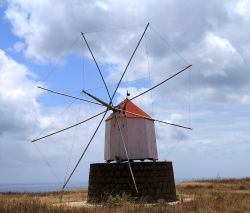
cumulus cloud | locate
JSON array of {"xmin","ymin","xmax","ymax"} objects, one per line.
[
  {"xmin": 5, "ymin": 0, "xmax": 250, "ymax": 105},
  {"xmin": 0, "ymin": 49, "xmax": 38, "ymax": 135},
  {"xmin": 0, "ymin": 49, "xmax": 105, "ymax": 184},
  {"xmin": 2, "ymin": 0, "xmax": 231, "ymax": 62},
  {"xmin": 1, "ymin": 0, "xmax": 250, "ymax": 182},
  {"xmin": 0, "ymin": 49, "xmax": 43, "ymax": 178}
]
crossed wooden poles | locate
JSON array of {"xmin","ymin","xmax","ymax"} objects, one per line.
[{"xmin": 32, "ymin": 23, "xmax": 192, "ymax": 192}]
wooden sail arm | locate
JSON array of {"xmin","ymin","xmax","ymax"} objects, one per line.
[
  {"xmin": 81, "ymin": 23, "xmax": 150, "ymax": 105},
  {"xmin": 62, "ymin": 109, "xmax": 109, "ymax": 189},
  {"xmin": 37, "ymin": 86, "xmax": 103, "ymax": 106},
  {"xmin": 31, "ymin": 110, "xmax": 107, "ymax": 143},
  {"xmin": 114, "ymin": 107, "xmax": 192, "ymax": 130},
  {"xmin": 113, "ymin": 114, "xmax": 139, "ymax": 193},
  {"xmin": 130, "ymin": 64, "xmax": 192, "ymax": 101},
  {"xmin": 110, "ymin": 23, "xmax": 150, "ymax": 101},
  {"xmin": 82, "ymin": 89, "xmax": 124, "ymax": 113},
  {"xmin": 81, "ymin": 32, "xmax": 112, "ymax": 101},
  {"xmin": 82, "ymin": 89, "xmax": 115, "ymax": 111},
  {"xmin": 82, "ymin": 87, "xmax": 192, "ymax": 130}
]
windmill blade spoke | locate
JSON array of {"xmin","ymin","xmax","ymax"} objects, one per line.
[
  {"xmin": 115, "ymin": 107, "xmax": 192, "ymax": 130},
  {"xmin": 114, "ymin": 114, "xmax": 138, "ymax": 193},
  {"xmin": 130, "ymin": 64, "xmax": 192, "ymax": 101},
  {"xmin": 153, "ymin": 119, "xmax": 192, "ymax": 130},
  {"xmin": 111, "ymin": 23, "xmax": 150, "ymax": 100},
  {"xmin": 81, "ymin": 33, "xmax": 112, "ymax": 101},
  {"xmin": 62, "ymin": 109, "xmax": 109, "ymax": 189},
  {"xmin": 37, "ymin": 86, "xmax": 102, "ymax": 106},
  {"xmin": 31, "ymin": 110, "xmax": 107, "ymax": 143},
  {"xmin": 82, "ymin": 89, "xmax": 114, "ymax": 110}
]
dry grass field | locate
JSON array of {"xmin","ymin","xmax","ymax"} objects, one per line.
[{"xmin": 0, "ymin": 178, "xmax": 249, "ymax": 213}]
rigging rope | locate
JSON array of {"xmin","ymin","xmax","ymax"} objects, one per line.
[
  {"xmin": 144, "ymin": 30, "xmax": 154, "ymax": 117},
  {"xmin": 163, "ymin": 130, "xmax": 182, "ymax": 160},
  {"xmin": 33, "ymin": 143, "xmax": 62, "ymax": 185},
  {"xmin": 145, "ymin": 26, "xmax": 192, "ymax": 159},
  {"xmin": 81, "ymin": 32, "xmax": 112, "ymax": 101},
  {"xmin": 81, "ymin": 39, "xmax": 99, "ymax": 114},
  {"xmin": 150, "ymin": 26, "xmax": 189, "ymax": 66},
  {"xmin": 42, "ymin": 35, "xmax": 81, "ymax": 82},
  {"xmin": 32, "ymin": 86, "xmax": 39, "ymax": 137},
  {"xmin": 81, "ymin": 24, "xmax": 145, "ymax": 34},
  {"xmin": 188, "ymin": 63, "xmax": 191, "ymax": 126},
  {"xmin": 114, "ymin": 114, "xmax": 138, "ymax": 193},
  {"xmin": 31, "ymin": 23, "xmax": 193, "ymax": 194},
  {"xmin": 60, "ymin": 44, "xmax": 88, "ymax": 201},
  {"xmin": 63, "ymin": 101, "xmax": 83, "ymax": 188},
  {"xmin": 30, "ymin": 24, "xmax": 148, "ymax": 200},
  {"xmin": 31, "ymin": 87, "xmax": 63, "ymax": 190},
  {"xmin": 34, "ymin": 99, "xmax": 76, "ymax": 140},
  {"xmin": 62, "ymin": 109, "xmax": 109, "ymax": 190},
  {"xmin": 31, "ymin": 88, "xmax": 74, "ymax": 192},
  {"xmin": 61, "ymin": 23, "xmax": 150, "ymax": 190}
]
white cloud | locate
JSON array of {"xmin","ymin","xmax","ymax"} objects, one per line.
[
  {"xmin": 200, "ymin": 32, "xmax": 243, "ymax": 77},
  {"xmin": 13, "ymin": 41, "xmax": 26, "ymax": 52},
  {"xmin": 0, "ymin": 49, "xmax": 105, "ymax": 184},
  {"xmin": 0, "ymin": 49, "xmax": 39, "ymax": 133},
  {"xmin": 5, "ymin": 0, "xmax": 250, "ymax": 106},
  {"xmin": 1, "ymin": 0, "xmax": 250, "ymax": 183},
  {"xmin": 235, "ymin": 0, "xmax": 250, "ymax": 18}
]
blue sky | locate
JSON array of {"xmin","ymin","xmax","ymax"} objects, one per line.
[{"xmin": 0, "ymin": 0, "xmax": 249, "ymax": 190}]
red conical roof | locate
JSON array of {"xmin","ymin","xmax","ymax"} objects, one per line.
[{"xmin": 106, "ymin": 98, "xmax": 153, "ymax": 121}]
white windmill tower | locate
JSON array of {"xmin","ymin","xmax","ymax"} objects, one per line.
[
  {"xmin": 32, "ymin": 23, "xmax": 192, "ymax": 202},
  {"xmin": 104, "ymin": 98, "xmax": 158, "ymax": 162}
]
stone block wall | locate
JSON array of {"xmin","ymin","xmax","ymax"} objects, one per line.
[{"xmin": 87, "ymin": 161, "xmax": 176, "ymax": 202}]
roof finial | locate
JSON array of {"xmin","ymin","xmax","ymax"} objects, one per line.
[{"xmin": 126, "ymin": 90, "xmax": 130, "ymax": 98}]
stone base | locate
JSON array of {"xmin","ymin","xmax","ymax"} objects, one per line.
[{"xmin": 87, "ymin": 161, "xmax": 176, "ymax": 202}]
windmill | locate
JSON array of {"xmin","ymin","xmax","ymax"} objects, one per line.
[{"xmin": 32, "ymin": 23, "xmax": 192, "ymax": 202}]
